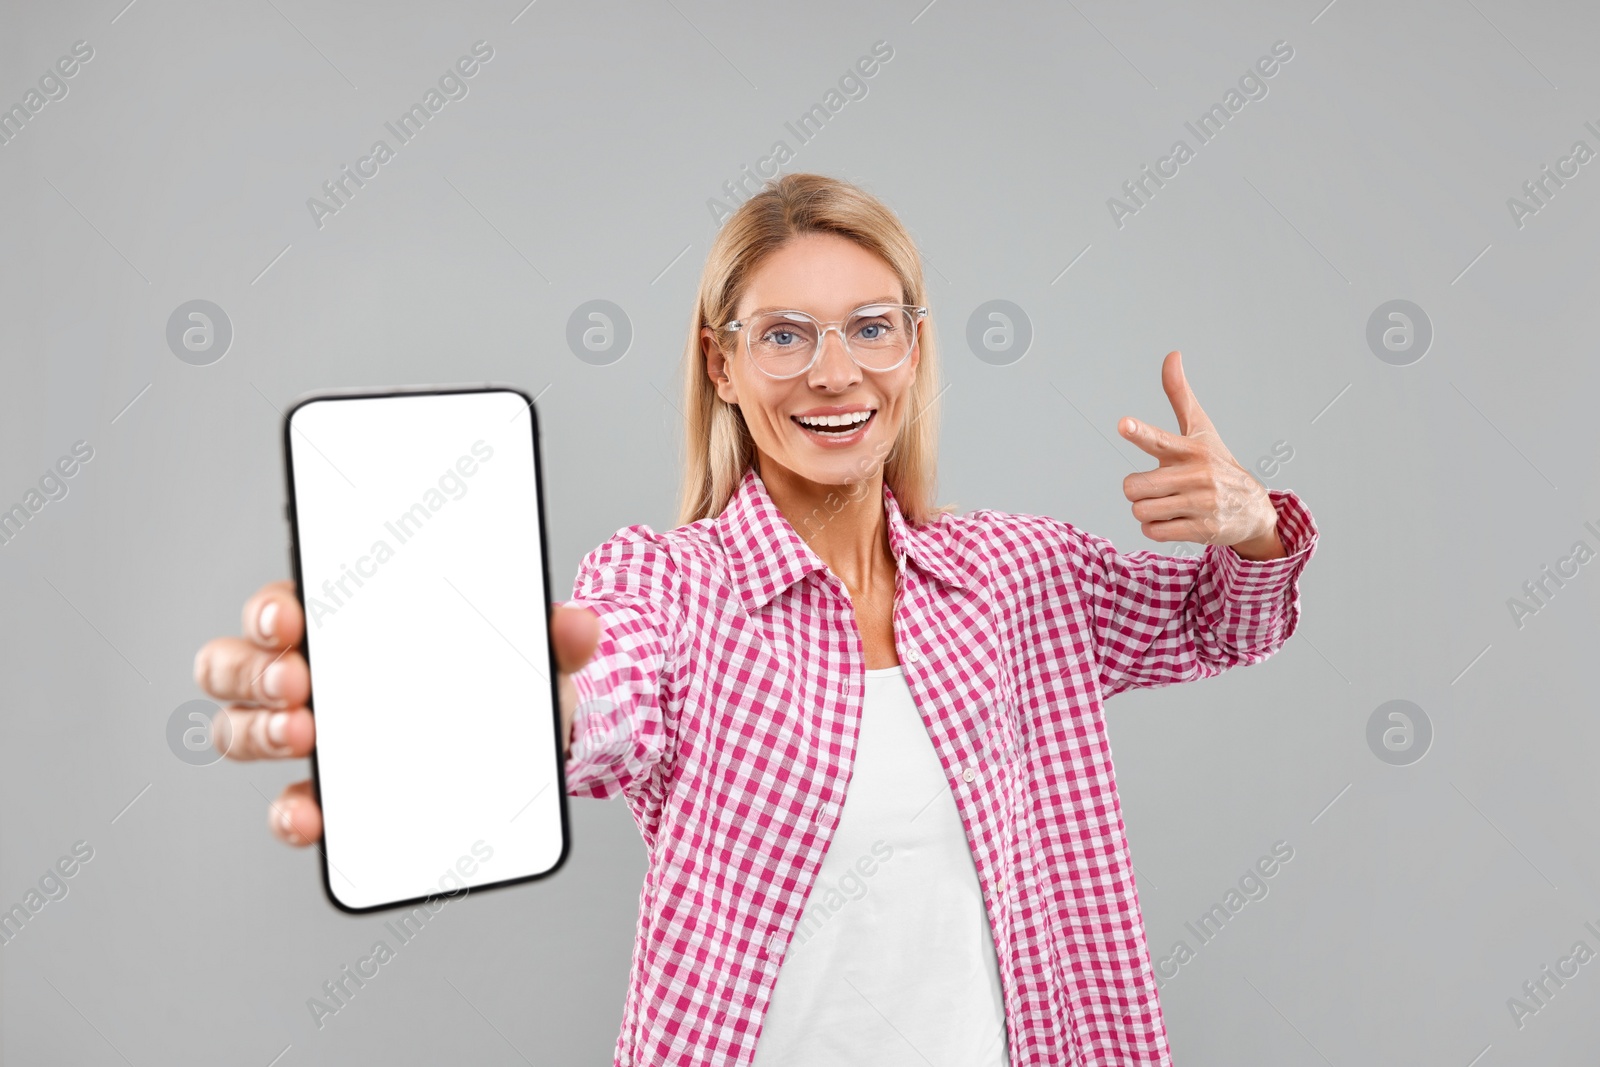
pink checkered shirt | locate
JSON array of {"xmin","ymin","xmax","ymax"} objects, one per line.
[{"xmin": 564, "ymin": 467, "xmax": 1318, "ymax": 1066}]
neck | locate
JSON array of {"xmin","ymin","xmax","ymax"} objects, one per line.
[{"xmin": 755, "ymin": 455, "xmax": 894, "ymax": 595}]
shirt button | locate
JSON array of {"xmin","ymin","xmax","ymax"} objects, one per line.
[
  {"xmin": 962, "ymin": 767, "xmax": 976, "ymax": 783},
  {"xmin": 905, "ymin": 648, "xmax": 922, "ymax": 664}
]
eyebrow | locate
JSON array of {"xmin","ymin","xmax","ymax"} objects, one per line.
[{"xmin": 739, "ymin": 295, "xmax": 905, "ymax": 318}]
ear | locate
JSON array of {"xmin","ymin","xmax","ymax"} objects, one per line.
[{"xmin": 702, "ymin": 327, "xmax": 739, "ymax": 405}]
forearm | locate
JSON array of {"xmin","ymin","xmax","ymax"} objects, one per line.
[
  {"xmin": 562, "ymin": 604, "xmax": 671, "ymax": 800},
  {"xmin": 1085, "ymin": 488, "xmax": 1318, "ymax": 694}
]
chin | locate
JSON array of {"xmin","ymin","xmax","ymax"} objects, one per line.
[{"xmin": 783, "ymin": 446, "xmax": 881, "ymax": 490}]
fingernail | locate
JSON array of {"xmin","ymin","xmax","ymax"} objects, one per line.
[
  {"xmin": 258, "ymin": 602, "xmax": 279, "ymax": 641},
  {"xmin": 266, "ymin": 711, "xmax": 288, "ymax": 746},
  {"xmin": 276, "ymin": 802, "xmax": 304, "ymax": 845},
  {"xmin": 262, "ymin": 661, "xmax": 285, "ymax": 700}
]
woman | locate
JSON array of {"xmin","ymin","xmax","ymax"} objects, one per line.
[{"xmin": 194, "ymin": 173, "xmax": 1317, "ymax": 1065}]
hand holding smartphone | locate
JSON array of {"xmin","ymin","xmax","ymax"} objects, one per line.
[{"xmin": 282, "ymin": 386, "xmax": 569, "ymax": 912}]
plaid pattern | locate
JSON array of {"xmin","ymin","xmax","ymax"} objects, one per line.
[{"xmin": 565, "ymin": 467, "xmax": 1318, "ymax": 1066}]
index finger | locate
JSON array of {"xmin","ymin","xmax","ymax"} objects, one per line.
[
  {"xmin": 242, "ymin": 580, "xmax": 305, "ymax": 651},
  {"xmin": 1118, "ymin": 417, "xmax": 1191, "ymax": 463}
]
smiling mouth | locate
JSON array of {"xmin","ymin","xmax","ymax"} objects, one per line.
[{"xmin": 792, "ymin": 410, "xmax": 876, "ymax": 437}]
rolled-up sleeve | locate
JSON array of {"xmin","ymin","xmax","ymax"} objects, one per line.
[
  {"xmin": 562, "ymin": 526, "xmax": 680, "ymax": 804},
  {"xmin": 1072, "ymin": 488, "xmax": 1319, "ymax": 697}
]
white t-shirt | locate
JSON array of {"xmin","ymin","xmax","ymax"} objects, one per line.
[{"xmin": 751, "ymin": 666, "xmax": 1010, "ymax": 1067}]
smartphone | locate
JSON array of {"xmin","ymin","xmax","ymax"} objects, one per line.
[{"xmin": 282, "ymin": 385, "xmax": 568, "ymax": 913}]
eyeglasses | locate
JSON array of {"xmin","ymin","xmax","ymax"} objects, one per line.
[{"xmin": 721, "ymin": 303, "xmax": 928, "ymax": 380}]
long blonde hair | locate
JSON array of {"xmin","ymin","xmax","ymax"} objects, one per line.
[{"xmin": 677, "ymin": 173, "xmax": 943, "ymax": 527}]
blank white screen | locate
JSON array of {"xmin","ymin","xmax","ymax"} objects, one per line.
[{"xmin": 288, "ymin": 390, "xmax": 563, "ymax": 911}]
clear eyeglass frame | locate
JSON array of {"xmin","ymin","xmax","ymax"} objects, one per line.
[{"xmin": 719, "ymin": 303, "xmax": 929, "ymax": 380}]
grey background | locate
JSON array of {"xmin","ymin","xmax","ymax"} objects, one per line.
[{"xmin": 2, "ymin": 0, "xmax": 1597, "ymax": 1063}]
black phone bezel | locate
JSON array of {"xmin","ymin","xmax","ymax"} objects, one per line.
[{"xmin": 281, "ymin": 383, "xmax": 571, "ymax": 915}]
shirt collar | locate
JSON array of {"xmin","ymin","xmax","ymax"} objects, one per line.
[{"xmin": 714, "ymin": 466, "xmax": 972, "ymax": 614}]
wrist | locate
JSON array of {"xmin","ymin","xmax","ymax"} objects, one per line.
[{"xmin": 1230, "ymin": 523, "xmax": 1285, "ymax": 561}]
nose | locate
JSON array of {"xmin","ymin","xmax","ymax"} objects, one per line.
[{"xmin": 806, "ymin": 325, "xmax": 861, "ymax": 393}]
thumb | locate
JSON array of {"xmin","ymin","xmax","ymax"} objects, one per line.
[
  {"xmin": 1161, "ymin": 350, "xmax": 1210, "ymax": 437},
  {"xmin": 551, "ymin": 603, "xmax": 601, "ymax": 675}
]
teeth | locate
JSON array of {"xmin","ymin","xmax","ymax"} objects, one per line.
[{"xmin": 796, "ymin": 411, "xmax": 873, "ymax": 429}]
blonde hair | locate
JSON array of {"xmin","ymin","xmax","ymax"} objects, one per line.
[{"xmin": 678, "ymin": 173, "xmax": 944, "ymax": 527}]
